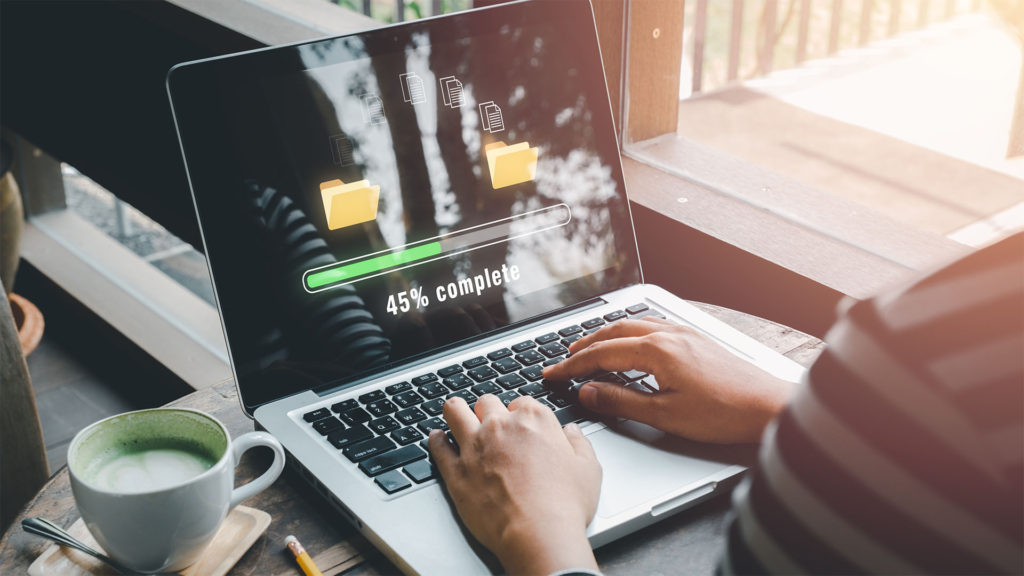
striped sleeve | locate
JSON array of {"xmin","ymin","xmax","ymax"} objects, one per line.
[{"xmin": 721, "ymin": 232, "xmax": 1024, "ymax": 575}]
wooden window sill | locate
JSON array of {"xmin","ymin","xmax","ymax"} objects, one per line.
[{"xmin": 623, "ymin": 136, "xmax": 967, "ymax": 301}]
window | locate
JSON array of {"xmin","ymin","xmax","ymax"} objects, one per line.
[
  {"xmin": 63, "ymin": 165, "xmax": 215, "ymax": 306},
  {"xmin": 615, "ymin": 0, "xmax": 1022, "ymax": 300},
  {"xmin": 8, "ymin": 0, "xmax": 1018, "ymax": 385}
]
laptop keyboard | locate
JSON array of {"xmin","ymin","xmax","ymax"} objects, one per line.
[{"xmin": 301, "ymin": 303, "xmax": 664, "ymax": 495}]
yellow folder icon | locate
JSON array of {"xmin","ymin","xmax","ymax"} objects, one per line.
[
  {"xmin": 319, "ymin": 178, "xmax": 380, "ymax": 230},
  {"xmin": 485, "ymin": 141, "xmax": 539, "ymax": 189}
]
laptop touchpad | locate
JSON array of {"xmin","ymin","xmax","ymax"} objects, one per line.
[{"xmin": 587, "ymin": 421, "xmax": 752, "ymax": 519}]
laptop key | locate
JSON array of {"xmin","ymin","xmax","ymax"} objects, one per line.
[
  {"xmin": 343, "ymin": 435, "xmax": 395, "ymax": 462},
  {"xmin": 331, "ymin": 399, "xmax": 359, "ymax": 413},
  {"xmin": 496, "ymin": 373, "xmax": 528, "ymax": 389},
  {"xmin": 537, "ymin": 397, "xmax": 557, "ymax": 411},
  {"xmin": 548, "ymin": 394, "xmax": 571, "ymax": 408},
  {"xmin": 468, "ymin": 365, "xmax": 499, "ymax": 382},
  {"xmin": 492, "ymin": 357, "xmax": 523, "ymax": 374},
  {"xmin": 472, "ymin": 381, "xmax": 503, "ymax": 396},
  {"xmin": 447, "ymin": 389, "xmax": 477, "ymax": 404},
  {"xmin": 518, "ymin": 382, "xmax": 548, "ymax": 398},
  {"xmin": 496, "ymin": 390, "xmax": 521, "ymax": 407},
  {"xmin": 359, "ymin": 444, "xmax": 427, "ymax": 476},
  {"xmin": 511, "ymin": 340, "xmax": 536, "ymax": 353},
  {"xmin": 328, "ymin": 424, "xmax": 373, "ymax": 449},
  {"xmin": 557, "ymin": 403, "xmax": 589, "ymax": 426},
  {"xmin": 385, "ymin": 381, "xmax": 412, "ymax": 395},
  {"xmin": 395, "ymin": 406, "xmax": 427, "ymax": 426},
  {"xmin": 561, "ymin": 334, "xmax": 582, "ymax": 347},
  {"xmin": 437, "ymin": 364, "xmax": 463, "ymax": 378},
  {"xmin": 581, "ymin": 317, "xmax": 605, "ymax": 330},
  {"xmin": 539, "ymin": 342, "xmax": 569, "ymax": 358},
  {"xmin": 421, "ymin": 398, "xmax": 445, "ymax": 416},
  {"xmin": 303, "ymin": 408, "xmax": 331, "ymax": 423},
  {"xmin": 417, "ymin": 417, "xmax": 449, "ymax": 434},
  {"xmin": 404, "ymin": 459, "xmax": 437, "ymax": 483},
  {"xmin": 393, "ymin": 390, "xmax": 425, "ymax": 408},
  {"xmin": 626, "ymin": 303, "xmax": 649, "ymax": 315},
  {"xmin": 358, "ymin": 390, "xmax": 386, "ymax": 404},
  {"xmin": 519, "ymin": 365, "xmax": 545, "ymax": 381},
  {"xmin": 374, "ymin": 469, "xmax": 412, "ymax": 494},
  {"xmin": 515, "ymin": 349, "xmax": 545, "ymax": 366},
  {"xmin": 369, "ymin": 415, "xmax": 400, "ymax": 435},
  {"xmin": 418, "ymin": 381, "xmax": 447, "ymax": 399},
  {"xmin": 554, "ymin": 405, "xmax": 588, "ymax": 426},
  {"xmin": 411, "ymin": 373, "xmax": 438, "ymax": 386},
  {"xmin": 558, "ymin": 325, "xmax": 583, "ymax": 337},
  {"xmin": 487, "ymin": 348, "xmax": 512, "ymax": 361},
  {"xmin": 620, "ymin": 369, "xmax": 648, "ymax": 382},
  {"xmin": 542, "ymin": 378, "xmax": 572, "ymax": 395},
  {"xmin": 366, "ymin": 399, "xmax": 397, "ymax": 417},
  {"xmin": 535, "ymin": 332, "xmax": 559, "ymax": 344},
  {"xmin": 442, "ymin": 373, "xmax": 473, "ymax": 390},
  {"xmin": 313, "ymin": 416, "xmax": 344, "ymax": 435},
  {"xmin": 391, "ymin": 426, "xmax": 423, "ymax": 446},
  {"xmin": 462, "ymin": 356, "xmax": 488, "ymax": 368},
  {"xmin": 603, "ymin": 310, "xmax": 627, "ymax": 322},
  {"xmin": 340, "ymin": 407, "xmax": 372, "ymax": 425},
  {"xmin": 605, "ymin": 373, "xmax": 629, "ymax": 385}
]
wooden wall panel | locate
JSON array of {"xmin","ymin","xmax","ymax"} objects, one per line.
[{"xmin": 624, "ymin": 0, "xmax": 684, "ymax": 143}]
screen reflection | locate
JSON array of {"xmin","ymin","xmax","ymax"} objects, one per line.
[{"xmin": 176, "ymin": 6, "xmax": 639, "ymax": 409}]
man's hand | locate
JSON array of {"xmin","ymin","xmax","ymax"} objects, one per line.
[
  {"xmin": 429, "ymin": 395, "xmax": 601, "ymax": 576},
  {"xmin": 543, "ymin": 318, "xmax": 794, "ymax": 443}
]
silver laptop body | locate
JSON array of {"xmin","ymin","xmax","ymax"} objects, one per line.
[
  {"xmin": 255, "ymin": 285, "xmax": 802, "ymax": 573},
  {"xmin": 167, "ymin": 1, "xmax": 805, "ymax": 573}
]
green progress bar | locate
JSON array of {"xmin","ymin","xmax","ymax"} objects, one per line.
[{"xmin": 306, "ymin": 241, "xmax": 442, "ymax": 289}]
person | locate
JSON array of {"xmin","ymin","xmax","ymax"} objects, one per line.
[{"xmin": 427, "ymin": 232, "xmax": 1024, "ymax": 575}]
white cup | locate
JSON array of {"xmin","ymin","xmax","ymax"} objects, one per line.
[{"xmin": 68, "ymin": 408, "xmax": 285, "ymax": 573}]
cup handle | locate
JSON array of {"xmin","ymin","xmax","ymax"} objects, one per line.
[{"xmin": 228, "ymin": 431, "xmax": 286, "ymax": 509}]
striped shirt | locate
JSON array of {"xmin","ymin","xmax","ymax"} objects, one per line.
[{"xmin": 723, "ymin": 232, "xmax": 1024, "ymax": 574}]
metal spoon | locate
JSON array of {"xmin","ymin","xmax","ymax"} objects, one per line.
[{"xmin": 22, "ymin": 516, "xmax": 173, "ymax": 575}]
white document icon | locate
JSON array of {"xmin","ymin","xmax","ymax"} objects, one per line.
[
  {"xmin": 399, "ymin": 73, "xmax": 426, "ymax": 104},
  {"xmin": 479, "ymin": 101, "xmax": 505, "ymax": 133},
  {"xmin": 440, "ymin": 76, "xmax": 464, "ymax": 108},
  {"xmin": 330, "ymin": 134, "xmax": 354, "ymax": 166},
  {"xmin": 362, "ymin": 94, "xmax": 386, "ymax": 125}
]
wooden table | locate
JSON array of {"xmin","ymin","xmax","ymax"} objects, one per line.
[{"xmin": 0, "ymin": 303, "xmax": 824, "ymax": 575}]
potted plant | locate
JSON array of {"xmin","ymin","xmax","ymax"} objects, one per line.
[{"xmin": 0, "ymin": 136, "xmax": 44, "ymax": 356}]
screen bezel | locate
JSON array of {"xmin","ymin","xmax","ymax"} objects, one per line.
[{"xmin": 167, "ymin": 0, "xmax": 643, "ymax": 416}]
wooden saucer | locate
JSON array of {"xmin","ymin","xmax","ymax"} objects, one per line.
[{"xmin": 27, "ymin": 505, "xmax": 270, "ymax": 576}]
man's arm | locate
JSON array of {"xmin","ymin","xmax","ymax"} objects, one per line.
[{"xmin": 723, "ymin": 233, "xmax": 1024, "ymax": 574}]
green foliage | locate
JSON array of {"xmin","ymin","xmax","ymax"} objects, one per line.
[
  {"xmin": 328, "ymin": 0, "xmax": 464, "ymax": 22},
  {"xmin": 332, "ymin": 0, "xmax": 359, "ymax": 11},
  {"xmin": 407, "ymin": 0, "xmax": 423, "ymax": 20}
]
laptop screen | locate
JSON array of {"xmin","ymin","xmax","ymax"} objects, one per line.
[{"xmin": 168, "ymin": 0, "xmax": 641, "ymax": 413}]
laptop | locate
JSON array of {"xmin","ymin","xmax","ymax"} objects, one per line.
[{"xmin": 167, "ymin": 0, "xmax": 805, "ymax": 572}]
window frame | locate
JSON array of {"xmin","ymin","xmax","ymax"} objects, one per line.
[{"xmin": 591, "ymin": 0, "xmax": 968, "ymax": 333}]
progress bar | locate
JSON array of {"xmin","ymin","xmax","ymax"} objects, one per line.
[{"xmin": 303, "ymin": 203, "xmax": 572, "ymax": 292}]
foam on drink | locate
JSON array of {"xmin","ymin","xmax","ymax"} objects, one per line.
[{"xmin": 87, "ymin": 447, "xmax": 216, "ymax": 493}]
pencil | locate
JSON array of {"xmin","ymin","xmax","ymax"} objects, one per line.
[{"xmin": 285, "ymin": 534, "xmax": 324, "ymax": 576}]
